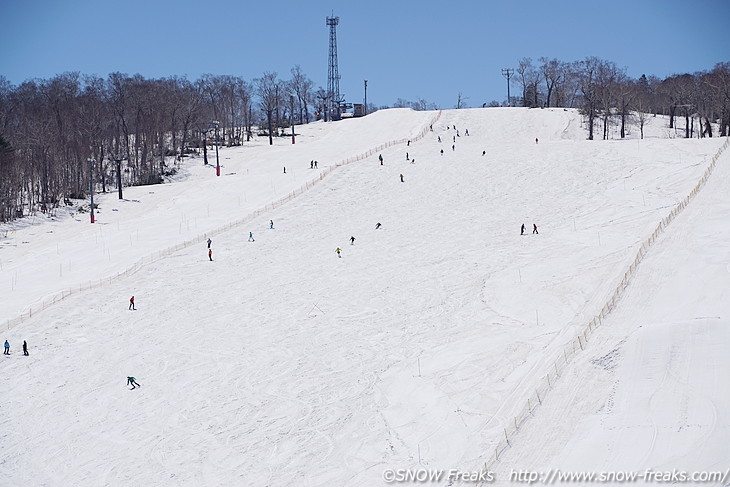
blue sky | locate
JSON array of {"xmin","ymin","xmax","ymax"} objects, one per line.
[{"xmin": 1, "ymin": 0, "xmax": 728, "ymax": 108}]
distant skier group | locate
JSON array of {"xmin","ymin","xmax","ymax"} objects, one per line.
[
  {"xmin": 4, "ymin": 339, "xmax": 30, "ymax": 356},
  {"xmin": 521, "ymin": 223, "xmax": 539, "ymax": 235}
]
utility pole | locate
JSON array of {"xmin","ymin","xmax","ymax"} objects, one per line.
[
  {"xmin": 364, "ymin": 79, "xmax": 368, "ymax": 115},
  {"xmin": 88, "ymin": 158, "xmax": 95, "ymax": 223},
  {"xmin": 501, "ymin": 68, "xmax": 514, "ymax": 107},
  {"xmin": 212, "ymin": 120, "xmax": 220, "ymax": 176},
  {"xmin": 290, "ymin": 93, "xmax": 296, "ymax": 144},
  {"xmin": 114, "ymin": 158, "xmax": 124, "ymax": 199}
]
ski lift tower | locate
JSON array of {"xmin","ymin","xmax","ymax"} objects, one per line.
[{"xmin": 326, "ymin": 15, "xmax": 342, "ymax": 121}]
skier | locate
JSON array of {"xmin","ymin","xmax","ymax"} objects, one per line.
[
  {"xmin": 407, "ymin": 140, "xmax": 411, "ymax": 146},
  {"xmin": 375, "ymin": 222, "xmax": 382, "ymax": 229},
  {"xmin": 127, "ymin": 376, "xmax": 141, "ymax": 389},
  {"xmin": 248, "ymin": 232, "xmax": 254, "ymax": 242},
  {"xmin": 453, "ymin": 136, "xmax": 456, "ymax": 143},
  {"xmin": 269, "ymin": 220, "xmax": 274, "ymax": 229},
  {"xmin": 482, "ymin": 150, "xmax": 486, "ymax": 156},
  {"xmin": 23, "ymin": 340, "xmax": 28, "ymax": 356},
  {"xmin": 310, "ymin": 160, "xmax": 314, "ymax": 169},
  {"xmin": 207, "ymin": 238, "xmax": 212, "ymax": 248},
  {"xmin": 350, "ymin": 236, "xmax": 356, "ymax": 245},
  {"xmin": 379, "ymin": 154, "xmax": 383, "ymax": 165},
  {"xmin": 521, "ymin": 224, "xmax": 526, "ymax": 235},
  {"xmin": 440, "ymin": 149, "xmax": 444, "ymax": 156},
  {"xmin": 335, "ymin": 247, "xmax": 342, "ymax": 258},
  {"xmin": 406, "ymin": 152, "xmax": 409, "ymax": 161},
  {"xmin": 411, "ymin": 158, "xmax": 415, "ymax": 164},
  {"xmin": 129, "ymin": 296, "xmax": 135, "ymax": 310},
  {"xmin": 535, "ymin": 137, "xmax": 539, "ymax": 144},
  {"xmin": 314, "ymin": 161, "xmax": 318, "ymax": 168},
  {"xmin": 400, "ymin": 174, "xmax": 404, "ymax": 182},
  {"xmin": 437, "ymin": 136, "xmax": 441, "ymax": 143},
  {"xmin": 465, "ymin": 129, "xmax": 470, "ymax": 136},
  {"xmin": 3, "ymin": 340, "xmax": 9, "ymax": 355},
  {"xmin": 283, "ymin": 166, "xmax": 286, "ymax": 174},
  {"xmin": 208, "ymin": 248, "xmax": 213, "ymax": 261},
  {"xmin": 452, "ymin": 144, "xmax": 455, "ymax": 151},
  {"xmin": 533, "ymin": 224, "xmax": 539, "ymax": 234}
]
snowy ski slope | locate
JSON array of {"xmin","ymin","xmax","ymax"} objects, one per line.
[{"xmin": 1, "ymin": 108, "xmax": 728, "ymax": 486}]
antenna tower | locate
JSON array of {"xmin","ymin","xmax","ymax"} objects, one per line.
[{"xmin": 326, "ymin": 15, "xmax": 341, "ymax": 120}]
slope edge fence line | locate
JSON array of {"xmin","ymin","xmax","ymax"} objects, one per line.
[
  {"xmin": 478, "ymin": 136, "xmax": 730, "ymax": 477},
  {"xmin": 5, "ymin": 111, "xmax": 442, "ymax": 331}
]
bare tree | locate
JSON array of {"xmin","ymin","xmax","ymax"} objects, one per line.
[{"xmin": 256, "ymin": 72, "xmax": 282, "ymax": 145}]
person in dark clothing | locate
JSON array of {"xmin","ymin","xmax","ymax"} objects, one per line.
[
  {"xmin": 129, "ymin": 296, "xmax": 135, "ymax": 310},
  {"xmin": 521, "ymin": 224, "xmax": 526, "ymax": 235},
  {"xmin": 3, "ymin": 340, "xmax": 9, "ymax": 355},
  {"xmin": 533, "ymin": 224, "xmax": 538, "ymax": 234},
  {"xmin": 441, "ymin": 149, "xmax": 444, "ymax": 156},
  {"xmin": 350, "ymin": 236, "xmax": 356, "ymax": 245},
  {"xmin": 482, "ymin": 150, "xmax": 486, "ymax": 156},
  {"xmin": 400, "ymin": 174, "xmax": 404, "ymax": 182},
  {"xmin": 375, "ymin": 222, "xmax": 382, "ymax": 229},
  {"xmin": 127, "ymin": 377, "xmax": 141, "ymax": 389},
  {"xmin": 207, "ymin": 238, "xmax": 212, "ymax": 248},
  {"xmin": 209, "ymin": 248, "xmax": 213, "ymax": 261},
  {"xmin": 23, "ymin": 340, "xmax": 28, "ymax": 356},
  {"xmin": 379, "ymin": 154, "xmax": 383, "ymax": 165}
]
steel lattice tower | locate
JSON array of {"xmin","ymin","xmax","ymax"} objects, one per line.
[{"xmin": 326, "ymin": 15, "xmax": 341, "ymax": 120}]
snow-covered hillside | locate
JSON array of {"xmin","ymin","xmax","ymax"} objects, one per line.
[{"xmin": 1, "ymin": 108, "xmax": 728, "ymax": 486}]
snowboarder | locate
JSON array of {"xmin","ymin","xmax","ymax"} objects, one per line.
[
  {"xmin": 208, "ymin": 248, "xmax": 213, "ymax": 261},
  {"xmin": 269, "ymin": 220, "xmax": 274, "ymax": 229},
  {"xmin": 400, "ymin": 174, "xmax": 404, "ymax": 182},
  {"xmin": 3, "ymin": 340, "xmax": 9, "ymax": 355},
  {"xmin": 379, "ymin": 154, "xmax": 383, "ymax": 165},
  {"xmin": 350, "ymin": 236, "xmax": 356, "ymax": 245},
  {"xmin": 248, "ymin": 232, "xmax": 254, "ymax": 242},
  {"xmin": 335, "ymin": 247, "xmax": 342, "ymax": 258},
  {"xmin": 129, "ymin": 296, "xmax": 135, "ymax": 310},
  {"xmin": 533, "ymin": 224, "xmax": 538, "ymax": 234},
  {"xmin": 23, "ymin": 340, "xmax": 28, "ymax": 356},
  {"xmin": 207, "ymin": 238, "xmax": 212, "ymax": 248},
  {"xmin": 127, "ymin": 376, "xmax": 141, "ymax": 389},
  {"xmin": 375, "ymin": 222, "xmax": 382, "ymax": 229},
  {"xmin": 521, "ymin": 224, "xmax": 526, "ymax": 235}
]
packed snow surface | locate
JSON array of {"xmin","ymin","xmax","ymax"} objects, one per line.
[{"xmin": 2, "ymin": 108, "xmax": 728, "ymax": 486}]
